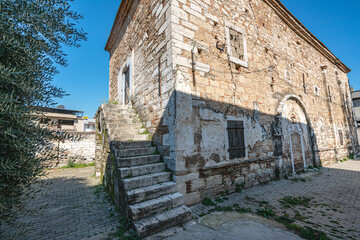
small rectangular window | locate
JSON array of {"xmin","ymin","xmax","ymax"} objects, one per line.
[
  {"xmin": 227, "ymin": 121, "xmax": 246, "ymax": 159},
  {"xmin": 59, "ymin": 120, "xmax": 74, "ymax": 126},
  {"xmin": 226, "ymin": 21, "xmax": 248, "ymax": 67},
  {"xmin": 229, "ymin": 29, "xmax": 244, "ymax": 61},
  {"xmin": 338, "ymin": 130, "xmax": 344, "ymax": 145}
]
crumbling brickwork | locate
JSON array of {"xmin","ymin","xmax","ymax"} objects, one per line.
[{"xmin": 105, "ymin": 0, "xmax": 355, "ymax": 206}]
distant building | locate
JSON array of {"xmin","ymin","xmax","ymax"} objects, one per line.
[
  {"xmin": 351, "ymin": 90, "xmax": 360, "ymax": 147},
  {"xmin": 84, "ymin": 118, "xmax": 96, "ymax": 132},
  {"xmin": 35, "ymin": 105, "xmax": 86, "ymax": 132}
]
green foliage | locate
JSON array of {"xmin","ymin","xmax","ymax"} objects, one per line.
[
  {"xmin": 202, "ymin": 197, "xmax": 216, "ymax": 207},
  {"xmin": 66, "ymin": 159, "xmax": 75, "ymax": 168},
  {"xmin": 61, "ymin": 161, "xmax": 95, "ymax": 169},
  {"xmin": 279, "ymin": 196, "xmax": 312, "ymax": 207},
  {"xmin": 256, "ymin": 207, "xmax": 275, "ymax": 218},
  {"xmin": 0, "ymin": 0, "xmax": 86, "ymax": 219},
  {"xmin": 235, "ymin": 184, "xmax": 242, "ymax": 193}
]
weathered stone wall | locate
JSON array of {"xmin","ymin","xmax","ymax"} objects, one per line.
[
  {"xmin": 49, "ymin": 132, "xmax": 95, "ymax": 167},
  {"xmin": 106, "ymin": 0, "xmax": 355, "ymax": 206},
  {"xmin": 168, "ymin": 0, "xmax": 355, "ymax": 204},
  {"xmin": 108, "ymin": 0, "xmax": 178, "ymax": 163}
]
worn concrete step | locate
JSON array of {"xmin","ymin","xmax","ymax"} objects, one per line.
[
  {"xmin": 107, "ymin": 118, "xmax": 142, "ymax": 124},
  {"xmin": 105, "ymin": 104, "xmax": 133, "ymax": 110},
  {"xmin": 111, "ymin": 134, "xmax": 149, "ymax": 142},
  {"xmin": 112, "ymin": 141, "xmax": 152, "ymax": 150},
  {"xmin": 119, "ymin": 163, "xmax": 166, "ymax": 178},
  {"xmin": 118, "ymin": 112, "xmax": 138, "ymax": 118},
  {"xmin": 129, "ymin": 192, "xmax": 184, "ymax": 221},
  {"xmin": 116, "ymin": 147, "xmax": 157, "ymax": 157},
  {"xmin": 127, "ymin": 182, "xmax": 177, "ymax": 204},
  {"xmin": 108, "ymin": 128, "xmax": 144, "ymax": 136},
  {"xmin": 107, "ymin": 123, "xmax": 143, "ymax": 129},
  {"xmin": 133, "ymin": 205, "xmax": 192, "ymax": 238},
  {"xmin": 122, "ymin": 172, "xmax": 170, "ymax": 190},
  {"xmin": 116, "ymin": 155, "xmax": 161, "ymax": 168}
]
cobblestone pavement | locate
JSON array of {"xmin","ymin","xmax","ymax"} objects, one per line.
[
  {"xmin": 190, "ymin": 159, "xmax": 360, "ymax": 240},
  {"xmin": 0, "ymin": 167, "xmax": 120, "ymax": 240}
]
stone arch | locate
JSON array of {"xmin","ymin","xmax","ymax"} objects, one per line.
[{"xmin": 276, "ymin": 94, "xmax": 316, "ymax": 173}]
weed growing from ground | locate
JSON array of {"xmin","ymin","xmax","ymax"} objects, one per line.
[
  {"xmin": 256, "ymin": 207, "xmax": 275, "ymax": 218},
  {"xmin": 279, "ymin": 196, "xmax": 312, "ymax": 207},
  {"xmin": 202, "ymin": 197, "xmax": 216, "ymax": 207},
  {"xmin": 61, "ymin": 161, "xmax": 95, "ymax": 169}
]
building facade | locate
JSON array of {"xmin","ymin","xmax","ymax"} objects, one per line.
[
  {"xmin": 351, "ymin": 90, "xmax": 360, "ymax": 148},
  {"xmin": 103, "ymin": 0, "xmax": 355, "ymax": 206},
  {"xmin": 35, "ymin": 106, "xmax": 96, "ymax": 167}
]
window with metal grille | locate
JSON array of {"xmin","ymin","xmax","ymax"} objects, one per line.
[
  {"xmin": 229, "ymin": 29, "xmax": 244, "ymax": 61},
  {"xmin": 227, "ymin": 121, "xmax": 246, "ymax": 159}
]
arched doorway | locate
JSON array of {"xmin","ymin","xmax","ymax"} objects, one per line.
[{"xmin": 277, "ymin": 95, "xmax": 314, "ymax": 174}]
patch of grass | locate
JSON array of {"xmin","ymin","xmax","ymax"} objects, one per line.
[
  {"xmin": 275, "ymin": 214, "xmax": 329, "ymax": 240},
  {"xmin": 93, "ymin": 185, "xmax": 102, "ymax": 198},
  {"xmin": 214, "ymin": 206, "xmax": 233, "ymax": 212},
  {"xmin": 235, "ymin": 207, "xmax": 252, "ymax": 213},
  {"xmin": 202, "ymin": 197, "xmax": 216, "ymax": 207},
  {"xmin": 61, "ymin": 161, "xmax": 95, "ymax": 169},
  {"xmin": 215, "ymin": 197, "xmax": 224, "ymax": 203},
  {"xmin": 279, "ymin": 196, "xmax": 312, "ymax": 207},
  {"xmin": 108, "ymin": 216, "xmax": 140, "ymax": 240},
  {"xmin": 275, "ymin": 215, "xmax": 295, "ymax": 225},
  {"xmin": 245, "ymin": 195, "xmax": 254, "ymax": 201},
  {"xmin": 294, "ymin": 210, "xmax": 306, "ymax": 221},
  {"xmin": 256, "ymin": 207, "xmax": 275, "ymax": 218},
  {"xmin": 140, "ymin": 129, "xmax": 149, "ymax": 135},
  {"xmin": 199, "ymin": 212, "xmax": 206, "ymax": 217},
  {"xmin": 235, "ymin": 184, "xmax": 242, "ymax": 193},
  {"xmin": 124, "ymin": 174, "xmax": 133, "ymax": 179}
]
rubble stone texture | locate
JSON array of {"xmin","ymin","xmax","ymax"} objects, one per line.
[{"xmin": 104, "ymin": 0, "xmax": 356, "ymax": 210}]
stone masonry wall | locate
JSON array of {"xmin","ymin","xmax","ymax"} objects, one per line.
[
  {"xmin": 108, "ymin": 0, "xmax": 178, "ymax": 164},
  {"xmin": 169, "ymin": 0, "xmax": 355, "ymax": 205},
  {"xmin": 106, "ymin": 0, "xmax": 355, "ymax": 206},
  {"xmin": 50, "ymin": 132, "xmax": 95, "ymax": 167}
]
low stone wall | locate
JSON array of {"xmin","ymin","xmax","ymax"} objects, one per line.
[{"xmin": 49, "ymin": 132, "xmax": 96, "ymax": 167}]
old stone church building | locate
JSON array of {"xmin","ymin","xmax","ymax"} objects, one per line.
[{"xmin": 95, "ymin": 0, "xmax": 356, "ymax": 237}]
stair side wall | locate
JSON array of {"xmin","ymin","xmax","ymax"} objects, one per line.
[{"xmin": 95, "ymin": 104, "xmax": 131, "ymax": 217}]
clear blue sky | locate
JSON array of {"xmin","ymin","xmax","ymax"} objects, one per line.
[{"xmin": 53, "ymin": 0, "xmax": 360, "ymax": 118}]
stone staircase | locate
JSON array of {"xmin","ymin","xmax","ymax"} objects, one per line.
[{"xmin": 98, "ymin": 104, "xmax": 192, "ymax": 238}]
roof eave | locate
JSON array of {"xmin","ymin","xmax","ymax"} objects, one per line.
[
  {"xmin": 105, "ymin": 0, "xmax": 133, "ymax": 52},
  {"xmin": 264, "ymin": 0, "xmax": 351, "ymax": 73}
]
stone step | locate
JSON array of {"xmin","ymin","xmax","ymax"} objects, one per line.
[
  {"xmin": 105, "ymin": 104, "xmax": 133, "ymax": 110},
  {"xmin": 118, "ymin": 112, "xmax": 138, "ymax": 118},
  {"xmin": 107, "ymin": 123, "xmax": 143, "ymax": 129},
  {"xmin": 122, "ymin": 172, "xmax": 170, "ymax": 190},
  {"xmin": 111, "ymin": 134, "xmax": 149, "ymax": 142},
  {"xmin": 133, "ymin": 205, "xmax": 192, "ymax": 238},
  {"xmin": 116, "ymin": 155, "xmax": 161, "ymax": 168},
  {"xmin": 119, "ymin": 163, "xmax": 166, "ymax": 178},
  {"xmin": 127, "ymin": 182, "xmax": 177, "ymax": 204},
  {"xmin": 116, "ymin": 147, "xmax": 157, "ymax": 157},
  {"xmin": 112, "ymin": 141, "xmax": 152, "ymax": 150},
  {"xmin": 108, "ymin": 129, "xmax": 144, "ymax": 136},
  {"xmin": 111, "ymin": 141, "xmax": 153, "ymax": 150},
  {"xmin": 107, "ymin": 118, "xmax": 142, "ymax": 124},
  {"xmin": 129, "ymin": 192, "xmax": 184, "ymax": 221}
]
